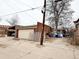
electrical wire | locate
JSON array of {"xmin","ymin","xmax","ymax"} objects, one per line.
[
  {"xmin": 0, "ymin": 6, "xmax": 42, "ymax": 17},
  {"xmin": 0, "ymin": 0, "xmax": 43, "ymax": 22}
]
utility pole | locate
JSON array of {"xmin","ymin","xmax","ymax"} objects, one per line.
[
  {"xmin": 40, "ymin": 0, "xmax": 46, "ymax": 45},
  {"xmin": 40, "ymin": 0, "xmax": 62, "ymax": 45}
]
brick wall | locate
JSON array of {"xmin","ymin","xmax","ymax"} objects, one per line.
[
  {"xmin": 34, "ymin": 22, "xmax": 53, "ymax": 41},
  {"xmin": 36, "ymin": 22, "xmax": 52, "ymax": 33}
]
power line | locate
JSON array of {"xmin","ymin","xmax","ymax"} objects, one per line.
[
  {"xmin": 0, "ymin": 6, "xmax": 42, "ymax": 17},
  {"xmin": 0, "ymin": 0, "xmax": 42, "ymax": 20}
]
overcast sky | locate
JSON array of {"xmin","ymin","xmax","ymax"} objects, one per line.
[
  {"xmin": 71, "ymin": 0, "xmax": 79, "ymax": 21},
  {"xmin": 0, "ymin": 0, "xmax": 78, "ymax": 26}
]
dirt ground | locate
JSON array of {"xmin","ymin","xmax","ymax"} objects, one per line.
[{"xmin": 0, "ymin": 37, "xmax": 79, "ymax": 59}]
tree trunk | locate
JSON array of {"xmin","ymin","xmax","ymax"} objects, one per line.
[{"xmin": 55, "ymin": 16, "xmax": 59, "ymax": 31}]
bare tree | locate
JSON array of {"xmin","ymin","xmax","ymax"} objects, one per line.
[
  {"xmin": 46, "ymin": 0, "xmax": 74, "ymax": 30},
  {"xmin": 7, "ymin": 14, "xmax": 18, "ymax": 26}
]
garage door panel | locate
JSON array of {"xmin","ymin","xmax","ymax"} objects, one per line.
[{"xmin": 18, "ymin": 29, "xmax": 34, "ymax": 40}]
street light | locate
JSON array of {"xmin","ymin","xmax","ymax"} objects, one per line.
[{"xmin": 40, "ymin": 0, "xmax": 62, "ymax": 45}]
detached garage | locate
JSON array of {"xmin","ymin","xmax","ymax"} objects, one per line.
[
  {"xmin": 16, "ymin": 22, "xmax": 52, "ymax": 41},
  {"xmin": 17, "ymin": 25, "xmax": 37, "ymax": 41}
]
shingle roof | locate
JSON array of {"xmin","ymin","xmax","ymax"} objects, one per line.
[{"xmin": 16, "ymin": 25, "xmax": 37, "ymax": 30}]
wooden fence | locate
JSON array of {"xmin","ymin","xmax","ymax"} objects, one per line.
[{"xmin": 68, "ymin": 29, "xmax": 79, "ymax": 45}]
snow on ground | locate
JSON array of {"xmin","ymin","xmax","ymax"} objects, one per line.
[{"xmin": 0, "ymin": 37, "xmax": 79, "ymax": 59}]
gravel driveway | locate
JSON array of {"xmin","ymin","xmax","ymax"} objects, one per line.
[{"xmin": 0, "ymin": 37, "xmax": 79, "ymax": 59}]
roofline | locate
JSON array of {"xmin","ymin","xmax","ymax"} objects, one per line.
[{"xmin": 37, "ymin": 22, "xmax": 52, "ymax": 28}]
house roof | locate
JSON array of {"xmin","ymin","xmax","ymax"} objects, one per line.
[
  {"xmin": 4, "ymin": 22, "xmax": 52, "ymax": 30},
  {"xmin": 17, "ymin": 25, "xmax": 37, "ymax": 30},
  {"xmin": 74, "ymin": 19, "xmax": 79, "ymax": 23},
  {"xmin": 16, "ymin": 22, "xmax": 52, "ymax": 30},
  {"xmin": 37, "ymin": 22, "xmax": 51, "ymax": 28}
]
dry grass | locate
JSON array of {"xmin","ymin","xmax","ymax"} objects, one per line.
[
  {"xmin": 0, "ymin": 44, "xmax": 8, "ymax": 48},
  {"xmin": 46, "ymin": 38, "xmax": 55, "ymax": 43}
]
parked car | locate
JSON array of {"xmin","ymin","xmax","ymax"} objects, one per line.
[
  {"xmin": 12, "ymin": 33, "xmax": 15, "ymax": 36},
  {"xmin": 51, "ymin": 31, "xmax": 63, "ymax": 38},
  {"xmin": 57, "ymin": 32, "xmax": 63, "ymax": 38}
]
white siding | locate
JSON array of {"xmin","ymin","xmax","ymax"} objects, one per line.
[
  {"xmin": 33, "ymin": 32, "xmax": 46, "ymax": 41},
  {"xmin": 33, "ymin": 32, "xmax": 41, "ymax": 41},
  {"xmin": 18, "ymin": 29, "xmax": 46, "ymax": 41}
]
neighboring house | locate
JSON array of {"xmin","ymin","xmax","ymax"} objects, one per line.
[
  {"xmin": 73, "ymin": 19, "xmax": 79, "ymax": 44},
  {"xmin": 0, "ymin": 25, "xmax": 10, "ymax": 37},
  {"xmin": 7, "ymin": 26, "xmax": 17, "ymax": 37},
  {"xmin": 16, "ymin": 22, "xmax": 53, "ymax": 41},
  {"xmin": 74, "ymin": 19, "xmax": 79, "ymax": 29}
]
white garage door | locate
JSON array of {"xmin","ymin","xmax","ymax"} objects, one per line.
[{"xmin": 18, "ymin": 29, "xmax": 34, "ymax": 40}]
